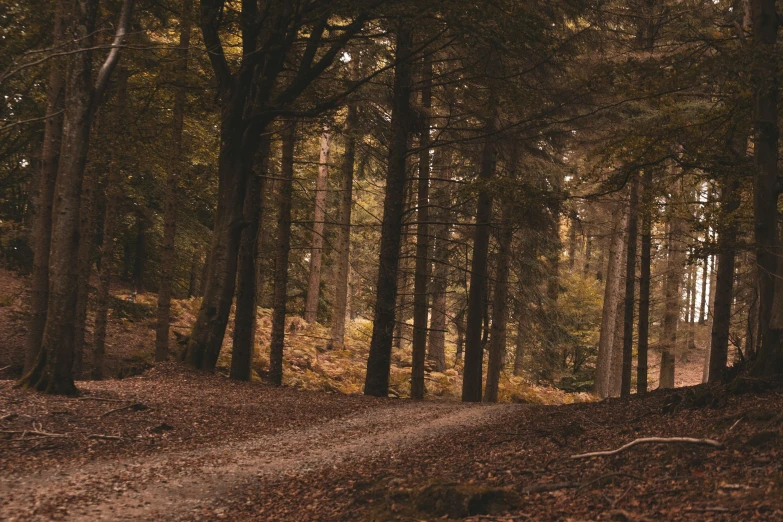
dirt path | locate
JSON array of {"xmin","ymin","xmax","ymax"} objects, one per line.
[{"xmin": 1, "ymin": 401, "xmax": 520, "ymax": 521}]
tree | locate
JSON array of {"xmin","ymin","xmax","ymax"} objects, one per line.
[
  {"xmin": 156, "ymin": 0, "xmax": 193, "ymax": 362},
  {"xmin": 364, "ymin": 19, "xmax": 414, "ymax": 397},
  {"xmin": 304, "ymin": 126, "xmax": 332, "ymax": 323},
  {"xmin": 19, "ymin": 0, "xmax": 134, "ymax": 394}
]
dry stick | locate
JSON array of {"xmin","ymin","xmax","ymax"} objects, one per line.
[
  {"xmin": 88, "ymin": 434, "xmax": 123, "ymax": 440},
  {"xmin": 0, "ymin": 365, "xmax": 10, "ymax": 372},
  {"xmin": 523, "ymin": 482, "xmax": 579, "ymax": 494},
  {"xmin": 571, "ymin": 437, "xmax": 723, "ymax": 459},
  {"xmin": 0, "ymin": 429, "xmax": 68, "ymax": 438},
  {"xmin": 0, "ymin": 413, "xmax": 17, "ymax": 422},
  {"xmin": 77, "ymin": 397, "xmax": 127, "ymax": 403},
  {"xmin": 100, "ymin": 403, "xmax": 145, "ymax": 417}
]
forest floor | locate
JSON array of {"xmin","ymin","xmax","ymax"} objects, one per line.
[{"xmin": 2, "ymin": 365, "xmax": 783, "ymax": 521}]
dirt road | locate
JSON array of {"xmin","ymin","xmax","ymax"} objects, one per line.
[{"xmin": 1, "ymin": 400, "xmax": 519, "ymax": 521}]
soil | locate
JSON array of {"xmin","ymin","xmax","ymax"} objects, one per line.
[{"xmin": 2, "ymin": 367, "xmax": 782, "ymax": 521}]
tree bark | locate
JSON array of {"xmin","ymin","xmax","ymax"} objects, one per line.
[
  {"xmin": 328, "ymin": 104, "xmax": 358, "ymax": 350},
  {"xmin": 303, "ymin": 126, "xmax": 332, "ymax": 323},
  {"xmin": 25, "ymin": 0, "xmax": 69, "ymax": 374},
  {"xmin": 708, "ymin": 177, "xmax": 741, "ymax": 382},
  {"xmin": 621, "ymin": 172, "xmax": 640, "ymax": 397},
  {"xmin": 427, "ymin": 146, "xmax": 453, "ymax": 373},
  {"xmin": 364, "ymin": 21, "xmax": 414, "ymax": 397},
  {"xmin": 230, "ymin": 137, "xmax": 269, "ymax": 381},
  {"xmin": 513, "ymin": 304, "xmax": 525, "ymax": 376},
  {"xmin": 637, "ymin": 169, "xmax": 653, "ymax": 394},
  {"xmin": 269, "ymin": 123, "xmax": 296, "ymax": 386},
  {"xmin": 72, "ymin": 169, "xmax": 97, "ymax": 376},
  {"xmin": 484, "ymin": 196, "xmax": 514, "ymax": 403},
  {"xmin": 462, "ymin": 120, "xmax": 497, "ymax": 403},
  {"xmin": 410, "ymin": 55, "xmax": 433, "ymax": 400},
  {"xmin": 750, "ymin": 0, "xmax": 783, "ymax": 375},
  {"xmin": 91, "ymin": 68, "xmax": 128, "ymax": 381},
  {"xmin": 155, "ymin": 0, "xmax": 192, "ymax": 362},
  {"xmin": 19, "ymin": 0, "xmax": 133, "ymax": 394},
  {"xmin": 659, "ymin": 184, "xmax": 687, "ymax": 389},
  {"xmin": 594, "ymin": 200, "xmax": 627, "ymax": 398}
]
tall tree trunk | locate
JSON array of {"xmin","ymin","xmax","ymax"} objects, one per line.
[
  {"xmin": 698, "ymin": 255, "xmax": 709, "ymax": 324},
  {"xmin": 410, "ymin": 55, "xmax": 432, "ymax": 400},
  {"xmin": 568, "ymin": 209, "xmax": 578, "ymax": 270},
  {"xmin": 230, "ymin": 138, "xmax": 269, "ymax": 381},
  {"xmin": 156, "ymin": 0, "xmax": 192, "ymax": 362},
  {"xmin": 91, "ymin": 68, "xmax": 128, "ymax": 381},
  {"xmin": 269, "ymin": 123, "xmax": 296, "ymax": 386},
  {"xmin": 609, "ymin": 222, "xmax": 629, "ymax": 398},
  {"xmin": 594, "ymin": 201, "xmax": 627, "ymax": 398},
  {"xmin": 427, "ymin": 146, "xmax": 453, "ymax": 372},
  {"xmin": 620, "ymin": 172, "xmax": 640, "ymax": 397},
  {"xmin": 184, "ymin": 100, "xmax": 254, "ymax": 371},
  {"xmin": 25, "ymin": 0, "xmax": 69, "ymax": 374},
  {"xmin": 659, "ymin": 185, "xmax": 687, "ymax": 389},
  {"xmin": 19, "ymin": 0, "xmax": 133, "ymax": 394},
  {"xmin": 751, "ymin": 0, "xmax": 783, "ymax": 375},
  {"xmin": 132, "ymin": 215, "xmax": 147, "ymax": 294},
  {"xmin": 364, "ymin": 21, "xmax": 414, "ymax": 397},
  {"xmin": 637, "ymin": 169, "xmax": 653, "ymax": 394},
  {"xmin": 708, "ymin": 177, "xmax": 741, "ymax": 381},
  {"xmin": 72, "ymin": 169, "xmax": 98, "ymax": 376},
  {"xmin": 484, "ymin": 196, "xmax": 513, "ymax": 403},
  {"xmin": 461, "ymin": 120, "xmax": 497, "ymax": 403},
  {"xmin": 583, "ymin": 233, "xmax": 592, "ymax": 278},
  {"xmin": 329, "ymin": 105, "xmax": 358, "ymax": 350},
  {"xmin": 513, "ymin": 304, "xmax": 525, "ymax": 376},
  {"xmin": 304, "ymin": 126, "xmax": 332, "ymax": 323}
]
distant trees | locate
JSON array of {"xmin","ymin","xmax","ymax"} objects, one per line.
[{"xmin": 3, "ymin": 0, "xmax": 782, "ymax": 399}]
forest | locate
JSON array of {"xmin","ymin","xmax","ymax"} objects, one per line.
[{"xmin": 1, "ymin": 0, "xmax": 783, "ymax": 520}]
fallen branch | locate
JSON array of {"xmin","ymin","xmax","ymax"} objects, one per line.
[
  {"xmin": 88, "ymin": 434, "xmax": 124, "ymax": 440},
  {"xmin": 1, "ymin": 429, "xmax": 68, "ymax": 438},
  {"xmin": 100, "ymin": 402, "xmax": 147, "ymax": 417},
  {"xmin": 571, "ymin": 437, "xmax": 723, "ymax": 459},
  {"xmin": 523, "ymin": 482, "xmax": 579, "ymax": 494},
  {"xmin": 0, "ymin": 413, "xmax": 18, "ymax": 422},
  {"xmin": 0, "ymin": 365, "xmax": 10, "ymax": 372},
  {"xmin": 77, "ymin": 397, "xmax": 127, "ymax": 403}
]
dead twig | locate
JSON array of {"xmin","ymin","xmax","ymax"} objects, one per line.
[
  {"xmin": 0, "ymin": 365, "xmax": 10, "ymax": 372},
  {"xmin": 571, "ymin": 437, "xmax": 723, "ymax": 459},
  {"xmin": 0, "ymin": 413, "xmax": 18, "ymax": 422},
  {"xmin": 77, "ymin": 397, "xmax": 127, "ymax": 403},
  {"xmin": 88, "ymin": 434, "xmax": 124, "ymax": 440},
  {"xmin": 100, "ymin": 402, "xmax": 147, "ymax": 417},
  {"xmin": 523, "ymin": 482, "xmax": 579, "ymax": 494},
  {"xmin": 1, "ymin": 429, "xmax": 68, "ymax": 438}
]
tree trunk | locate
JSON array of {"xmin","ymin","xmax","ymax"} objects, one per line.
[
  {"xmin": 72, "ymin": 169, "xmax": 97, "ymax": 376},
  {"xmin": 461, "ymin": 120, "xmax": 497, "ymax": 403},
  {"xmin": 303, "ymin": 126, "xmax": 332, "ymax": 323},
  {"xmin": 91, "ymin": 68, "xmax": 128, "ymax": 381},
  {"xmin": 637, "ymin": 169, "xmax": 653, "ymax": 394},
  {"xmin": 568, "ymin": 209, "xmax": 578, "ymax": 271},
  {"xmin": 620, "ymin": 172, "xmax": 640, "ymax": 397},
  {"xmin": 20, "ymin": 0, "xmax": 133, "ymax": 394},
  {"xmin": 230, "ymin": 138, "xmax": 269, "ymax": 381},
  {"xmin": 751, "ymin": 0, "xmax": 783, "ymax": 375},
  {"xmin": 594, "ymin": 201, "xmax": 627, "ymax": 398},
  {"xmin": 708, "ymin": 177, "xmax": 741, "ymax": 382},
  {"xmin": 410, "ymin": 56, "xmax": 433, "ymax": 400},
  {"xmin": 363, "ymin": 21, "xmax": 414, "ymax": 397},
  {"xmin": 269, "ymin": 123, "xmax": 296, "ymax": 386},
  {"xmin": 583, "ymin": 234, "xmax": 592, "ymax": 278},
  {"xmin": 659, "ymin": 186, "xmax": 686, "ymax": 389},
  {"xmin": 25, "ymin": 0, "xmax": 69, "ymax": 374},
  {"xmin": 184, "ymin": 97, "xmax": 253, "ymax": 371},
  {"xmin": 156, "ymin": 0, "xmax": 192, "ymax": 362},
  {"xmin": 132, "ymin": 215, "xmax": 147, "ymax": 294},
  {"xmin": 427, "ymin": 146, "xmax": 453, "ymax": 373},
  {"xmin": 329, "ymin": 104, "xmax": 358, "ymax": 350},
  {"xmin": 484, "ymin": 196, "xmax": 513, "ymax": 403},
  {"xmin": 698, "ymin": 254, "xmax": 708, "ymax": 324},
  {"xmin": 513, "ymin": 305, "xmax": 525, "ymax": 376}
]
